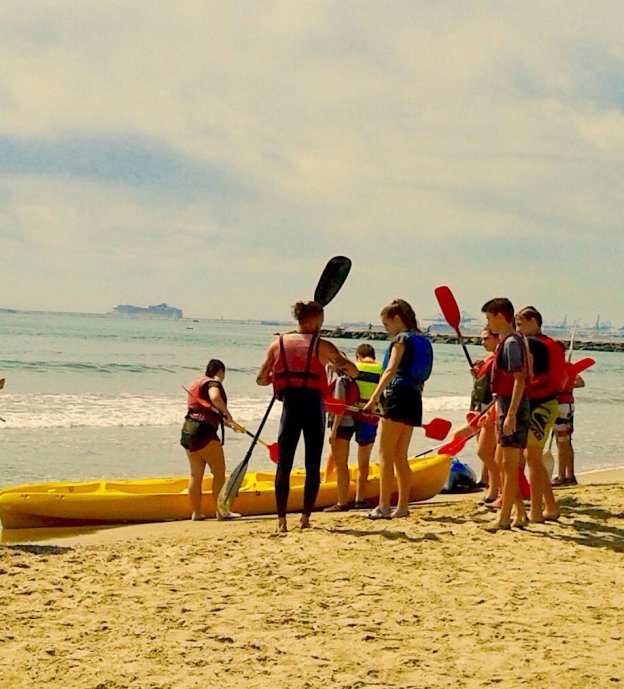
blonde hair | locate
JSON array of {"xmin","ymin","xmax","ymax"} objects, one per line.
[{"xmin": 380, "ymin": 299, "xmax": 419, "ymax": 331}]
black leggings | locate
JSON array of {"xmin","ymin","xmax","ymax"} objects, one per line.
[{"xmin": 275, "ymin": 389, "xmax": 325, "ymax": 518}]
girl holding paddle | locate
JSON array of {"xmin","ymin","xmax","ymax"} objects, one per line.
[
  {"xmin": 181, "ymin": 359, "xmax": 241, "ymax": 521},
  {"xmin": 362, "ymin": 299, "xmax": 433, "ymax": 519}
]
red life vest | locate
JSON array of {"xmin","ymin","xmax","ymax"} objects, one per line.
[
  {"xmin": 526, "ymin": 334, "xmax": 566, "ymax": 402},
  {"xmin": 328, "ymin": 377, "xmax": 360, "ymax": 406},
  {"xmin": 186, "ymin": 376, "xmax": 224, "ymax": 428},
  {"xmin": 490, "ymin": 332, "xmax": 530, "ymax": 397},
  {"xmin": 272, "ymin": 333, "xmax": 328, "ymax": 400}
]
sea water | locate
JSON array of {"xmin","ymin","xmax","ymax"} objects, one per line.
[{"xmin": 0, "ymin": 312, "xmax": 622, "ymax": 489}]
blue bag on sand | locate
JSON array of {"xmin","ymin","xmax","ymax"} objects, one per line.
[{"xmin": 443, "ymin": 457, "xmax": 478, "ymax": 493}]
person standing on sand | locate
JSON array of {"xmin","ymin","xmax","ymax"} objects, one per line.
[
  {"xmin": 256, "ymin": 301, "xmax": 358, "ymax": 533},
  {"xmin": 181, "ymin": 359, "xmax": 241, "ymax": 522},
  {"xmin": 362, "ymin": 299, "xmax": 433, "ymax": 520},
  {"xmin": 324, "ymin": 343, "xmax": 384, "ymax": 511},
  {"xmin": 465, "ymin": 327, "xmax": 500, "ymax": 502},
  {"xmin": 515, "ymin": 306, "xmax": 564, "ymax": 522},
  {"xmin": 481, "ymin": 298, "xmax": 530, "ymax": 531},
  {"xmin": 552, "ymin": 345, "xmax": 585, "ymax": 486}
]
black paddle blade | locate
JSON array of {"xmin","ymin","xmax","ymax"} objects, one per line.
[{"xmin": 314, "ymin": 256, "xmax": 352, "ymax": 307}]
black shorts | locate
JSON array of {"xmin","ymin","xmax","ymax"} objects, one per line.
[
  {"xmin": 382, "ymin": 383, "xmax": 423, "ymax": 427},
  {"xmin": 495, "ymin": 396, "xmax": 530, "ymax": 449}
]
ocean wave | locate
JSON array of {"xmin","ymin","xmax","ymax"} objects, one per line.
[
  {"xmin": 0, "ymin": 392, "xmax": 473, "ymax": 430},
  {"xmin": 0, "ymin": 393, "xmax": 281, "ymax": 430},
  {"xmin": 0, "ymin": 360, "xmax": 179, "ymax": 374}
]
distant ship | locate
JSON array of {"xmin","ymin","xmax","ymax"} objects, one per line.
[{"xmin": 111, "ymin": 303, "xmax": 183, "ymax": 318}]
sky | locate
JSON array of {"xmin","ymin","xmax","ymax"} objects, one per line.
[{"xmin": 1, "ymin": 1, "xmax": 622, "ymax": 327}]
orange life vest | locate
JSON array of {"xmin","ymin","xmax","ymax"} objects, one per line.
[
  {"xmin": 272, "ymin": 333, "xmax": 328, "ymax": 400},
  {"xmin": 186, "ymin": 376, "xmax": 224, "ymax": 428}
]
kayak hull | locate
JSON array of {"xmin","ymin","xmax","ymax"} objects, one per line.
[{"xmin": 0, "ymin": 454, "xmax": 451, "ymax": 530}]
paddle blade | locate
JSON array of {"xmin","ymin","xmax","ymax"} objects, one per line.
[
  {"xmin": 217, "ymin": 457, "xmax": 249, "ymax": 515},
  {"xmin": 324, "ymin": 396, "xmax": 348, "ymax": 415},
  {"xmin": 434, "ymin": 286, "xmax": 462, "ymax": 332},
  {"xmin": 268, "ymin": 443, "xmax": 279, "ymax": 464},
  {"xmin": 569, "ymin": 357, "xmax": 595, "ymax": 377},
  {"xmin": 314, "ymin": 256, "xmax": 352, "ymax": 307},
  {"xmin": 438, "ymin": 435, "xmax": 471, "ymax": 456},
  {"xmin": 422, "ymin": 417, "xmax": 452, "ymax": 441}
]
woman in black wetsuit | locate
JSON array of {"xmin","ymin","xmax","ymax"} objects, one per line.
[{"xmin": 256, "ymin": 301, "xmax": 357, "ymax": 533}]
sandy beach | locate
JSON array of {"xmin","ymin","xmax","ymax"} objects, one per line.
[{"xmin": 1, "ymin": 471, "xmax": 623, "ymax": 689}]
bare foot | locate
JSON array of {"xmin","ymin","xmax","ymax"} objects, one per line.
[
  {"xmin": 191, "ymin": 513, "xmax": 206, "ymax": 521},
  {"xmin": 512, "ymin": 516, "xmax": 529, "ymax": 529},
  {"xmin": 543, "ymin": 510, "xmax": 561, "ymax": 522},
  {"xmin": 481, "ymin": 521, "xmax": 511, "ymax": 533},
  {"xmin": 529, "ymin": 512, "xmax": 545, "ymax": 524},
  {"xmin": 300, "ymin": 515, "xmax": 311, "ymax": 530},
  {"xmin": 276, "ymin": 518, "xmax": 288, "ymax": 533}
]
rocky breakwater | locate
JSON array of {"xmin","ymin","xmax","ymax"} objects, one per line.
[{"xmin": 320, "ymin": 329, "xmax": 624, "ymax": 353}]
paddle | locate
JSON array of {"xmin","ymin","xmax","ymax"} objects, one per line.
[
  {"xmin": 181, "ymin": 385, "xmax": 279, "ymax": 462},
  {"xmin": 323, "ymin": 396, "xmax": 452, "ymax": 441},
  {"xmin": 543, "ymin": 354, "xmax": 595, "ymax": 476},
  {"xmin": 434, "ymin": 286, "xmax": 474, "ymax": 368},
  {"xmin": 217, "ymin": 255, "xmax": 353, "ymax": 515},
  {"xmin": 314, "ymin": 256, "xmax": 352, "ymax": 306},
  {"xmin": 414, "ymin": 400, "xmax": 496, "ymax": 458}
]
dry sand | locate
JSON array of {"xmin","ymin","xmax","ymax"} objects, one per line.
[{"xmin": 1, "ymin": 473, "xmax": 623, "ymax": 689}]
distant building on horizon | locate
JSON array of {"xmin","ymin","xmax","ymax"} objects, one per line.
[{"xmin": 111, "ymin": 303, "xmax": 183, "ymax": 318}]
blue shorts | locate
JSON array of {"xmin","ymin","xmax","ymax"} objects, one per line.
[{"xmin": 335, "ymin": 421, "xmax": 378, "ymax": 446}]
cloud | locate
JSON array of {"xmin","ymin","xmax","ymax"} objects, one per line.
[{"xmin": 0, "ymin": 1, "xmax": 622, "ymax": 324}]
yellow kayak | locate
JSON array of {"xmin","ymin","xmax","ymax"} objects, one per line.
[{"xmin": 0, "ymin": 454, "xmax": 451, "ymax": 530}]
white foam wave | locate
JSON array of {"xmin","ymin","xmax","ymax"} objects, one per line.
[
  {"xmin": 0, "ymin": 393, "xmax": 281, "ymax": 430},
  {"xmin": 0, "ymin": 393, "xmax": 469, "ymax": 430},
  {"xmin": 423, "ymin": 396, "xmax": 471, "ymax": 412}
]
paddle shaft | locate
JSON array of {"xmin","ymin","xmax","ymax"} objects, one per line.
[{"xmin": 221, "ymin": 255, "xmax": 353, "ymax": 508}]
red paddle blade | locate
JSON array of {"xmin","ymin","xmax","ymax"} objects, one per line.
[
  {"xmin": 465, "ymin": 411, "xmax": 480, "ymax": 427},
  {"xmin": 422, "ymin": 417, "xmax": 452, "ymax": 441},
  {"xmin": 434, "ymin": 286, "xmax": 462, "ymax": 332},
  {"xmin": 438, "ymin": 435, "xmax": 471, "ymax": 456},
  {"xmin": 268, "ymin": 443, "xmax": 279, "ymax": 464},
  {"xmin": 569, "ymin": 357, "xmax": 595, "ymax": 377},
  {"xmin": 324, "ymin": 396, "xmax": 347, "ymax": 415}
]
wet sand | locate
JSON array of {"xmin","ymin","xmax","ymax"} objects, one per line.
[{"xmin": 1, "ymin": 470, "xmax": 623, "ymax": 688}]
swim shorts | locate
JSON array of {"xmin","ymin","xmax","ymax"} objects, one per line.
[
  {"xmin": 382, "ymin": 382, "xmax": 423, "ymax": 427},
  {"xmin": 554, "ymin": 402, "xmax": 574, "ymax": 439},
  {"xmin": 335, "ymin": 421, "xmax": 378, "ymax": 446},
  {"xmin": 527, "ymin": 398, "xmax": 559, "ymax": 449},
  {"xmin": 496, "ymin": 395, "xmax": 530, "ymax": 449}
]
